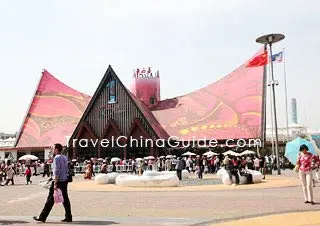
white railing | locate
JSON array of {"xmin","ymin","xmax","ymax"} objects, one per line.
[
  {"xmin": 17, "ymin": 166, "xmax": 48, "ymax": 175},
  {"xmin": 73, "ymin": 165, "xmax": 135, "ymax": 174},
  {"xmin": 16, "ymin": 164, "xmax": 160, "ymax": 175}
]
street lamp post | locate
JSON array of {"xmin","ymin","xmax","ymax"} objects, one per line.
[
  {"xmin": 268, "ymin": 79, "xmax": 279, "ymax": 156},
  {"xmin": 256, "ymin": 34, "xmax": 285, "ymax": 175}
]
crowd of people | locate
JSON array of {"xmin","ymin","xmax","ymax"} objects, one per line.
[
  {"xmin": 0, "ymin": 152, "xmax": 289, "ymax": 186},
  {"xmin": 74, "ymin": 154, "xmax": 286, "ymax": 182},
  {"xmin": 0, "ymin": 159, "xmax": 57, "ymax": 186},
  {"xmin": 1, "ymin": 144, "xmax": 319, "ymax": 223}
]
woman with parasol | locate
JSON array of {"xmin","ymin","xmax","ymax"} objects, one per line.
[{"xmin": 296, "ymin": 144, "xmax": 319, "ymax": 204}]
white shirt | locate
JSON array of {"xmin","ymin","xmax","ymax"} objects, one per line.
[
  {"xmin": 254, "ymin": 158, "xmax": 260, "ymax": 167},
  {"xmin": 6, "ymin": 165, "xmax": 14, "ymax": 179}
]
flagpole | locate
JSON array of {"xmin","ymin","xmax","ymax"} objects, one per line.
[{"xmin": 283, "ymin": 48, "xmax": 290, "ymax": 142}]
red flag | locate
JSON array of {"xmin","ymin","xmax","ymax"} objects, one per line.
[{"xmin": 246, "ymin": 51, "xmax": 268, "ymax": 67}]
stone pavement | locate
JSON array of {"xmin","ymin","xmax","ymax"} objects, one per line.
[
  {"xmin": 69, "ymin": 175, "xmax": 300, "ymax": 192},
  {"xmin": 1, "ymin": 172, "xmax": 320, "ymax": 226},
  {"xmin": 211, "ymin": 211, "xmax": 320, "ymax": 226}
]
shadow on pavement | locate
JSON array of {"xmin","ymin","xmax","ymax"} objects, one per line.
[
  {"xmin": 45, "ymin": 221, "xmax": 119, "ymax": 225},
  {"xmin": 0, "ymin": 220, "xmax": 29, "ymax": 225}
]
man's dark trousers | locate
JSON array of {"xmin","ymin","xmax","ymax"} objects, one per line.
[
  {"xmin": 231, "ymin": 169, "xmax": 240, "ymax": 184},
  {"xmin": 39, "ymin": 181, "xmax": 72, "ymax": 221},
  {"xmin": 176, "ymin": 170, "xmax": 182, "ymax": 180}
]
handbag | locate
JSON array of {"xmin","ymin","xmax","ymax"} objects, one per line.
[
  {"xmin": 54, "ymin": 189, "xmax": 64, "ymax": 204},
  {"xmin": 293, "ymin": 165, "xmax": 299, "ymax": 173}
]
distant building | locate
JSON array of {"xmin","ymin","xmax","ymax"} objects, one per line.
[
  {"xmin": 0, "ymin": 137, "xmax": 16, "ymax": 147},
  {"xmin": 291, "ymin": 98, "xmax": 298, "ymax": 124},
  {"xmin": 266, "ymin": 123, "xmax": 307, "ymax": 142},
  {"xmin": 0, "ymin": 132, "xmax": 16, "ymax": 140},
  {"xmin": 0, "ymin": 135, "xmax": 16, "ymax": 161}
]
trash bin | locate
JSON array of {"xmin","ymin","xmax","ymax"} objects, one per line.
[{"xmin": 266, "ymin": 163, "xmax": 272, "ymax": 175}]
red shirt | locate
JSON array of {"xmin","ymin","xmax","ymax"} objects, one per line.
[
  {"xmin": 232, "ymin": 159, "xmax": 239, "ymax": 166},
  {"xmin": 25, "ymin": 168, "xmax": 31, "ymax": 176},
  {"xmin": 298, "ymin": 153, "xmax": 318, "ymax": 172}
]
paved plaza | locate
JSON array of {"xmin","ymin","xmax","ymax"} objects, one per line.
[{"xmin": 1, "ymin": 172, "xmax": 320, "ymax": 226}]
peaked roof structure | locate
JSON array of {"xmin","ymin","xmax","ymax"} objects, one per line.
[
  {"xmin": 9, "ymin": 48, "xmax": 265, "ymax": 152},
  {"xmin": 15, "ymin": 70, "xmax": 91, "ymax": 148},
  {"xmin": 150, "ymin": 50, "xmax": 265, "ymax": 140},
  {"xmin": 69, "ymin": 66, "xmax": 169, "ymax": 144}
]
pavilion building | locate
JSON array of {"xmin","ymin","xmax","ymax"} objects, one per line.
[{"xmin": 0, "ymin": 49, "xmax": 265, "ymax": 161}]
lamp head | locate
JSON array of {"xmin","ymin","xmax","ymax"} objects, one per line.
[
  {"xmin": 267, "ymin": 35, "xmax": 274, "ymax": 43},
  {"xmin": 256, "ymin": 33, "xmax": 285, "ymax": 44}
]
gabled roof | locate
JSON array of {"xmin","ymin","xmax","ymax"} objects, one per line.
[
  {"xmin": 69, "ymin": 66, "xmax": 169, "ymax": 144},
  {"xmin": 150, "ymin": 49, "xmax": 265, "ymax": 140},
  {"xmin": 15, "ymin": 70, "xmax": 91, "ymax": 147},
  {"xmin": 127, "ymin": 91, "xmax": 170, "ymax": 139}
]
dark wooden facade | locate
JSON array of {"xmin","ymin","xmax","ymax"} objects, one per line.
[{"xmin": 68, "ymin": 66, "xmax": 162, "ymax": 160}]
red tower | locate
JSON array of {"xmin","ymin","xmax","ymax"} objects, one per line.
[{"xmin": 130, "ymin": 67, "xmax": 160, "ymax": 108}]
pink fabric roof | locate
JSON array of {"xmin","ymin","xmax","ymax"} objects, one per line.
[
  {"xmin": 15, "ymin": 70, "xmax": 91, "ymax": 147},
  {"xmin": 151, "ymin": 50, "xmax": 265, "ymax": 140},
  {"xmin": 15, "ymin": 49, "xmax": 264, "ymax": 147}
]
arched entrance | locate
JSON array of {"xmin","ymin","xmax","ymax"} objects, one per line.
[
  {"xmin": 100, "ymin": 119, "xmax": 125, "ymax": 159},
  {"xmin": 126, "ymin": 118, "xmax": 154, "ymax": 159},
  {"xmin": 72, "ymin": 122, "xmax": 99, "ymax": 161}
]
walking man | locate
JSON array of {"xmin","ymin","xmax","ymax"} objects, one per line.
[
  {"xmin": 33, "ymin": 143, "xmax": 72, "ymax": 222},
  {"xmin": 175, "ymin": 157, "xmax": 184, "ymax": 180}
]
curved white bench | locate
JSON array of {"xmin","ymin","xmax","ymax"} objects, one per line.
[
  {"xmin": 144, "ymin": 170, "xmax": 189, "ymax": 179},
  {"xmin": 217, "ymin": 168, "xmax": 227, "ymax": 178},
  {"xmin": 116, "ymin": 174, "xmax": 179, "ymax": 187},
  {"xmin": 217, "ymin": 168, "xmax": 263, "ymax": 185},
  {"xmin": 247, "ymin": 169, "xmax": 263, "ymax": 183},
  {"xmin": 95, "ymin": 173, "xmax": 120, "ymax": 184},
  {"xmin": 142, "ymin": 171, "xmax": 161, "ymax": 177},
  {"xmin": 107, "ymin": 172, "xmax": 120, "ymax": 184}
]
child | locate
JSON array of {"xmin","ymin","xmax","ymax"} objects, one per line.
[{"xmin": 25, "ymin": 165, "xmax": 32, "ymax": 185}]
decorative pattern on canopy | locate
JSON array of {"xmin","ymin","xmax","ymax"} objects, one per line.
[
  {"xmin": 151, "ymin": 50, "xmax": 265, "ymax": 140},
  {"xmin": 14, "ymin": 49, "xmax": 265, "ymax": 149},
  {"xmin": 15, "ymin": 70, "xmax": 91, "ymax": 147}
]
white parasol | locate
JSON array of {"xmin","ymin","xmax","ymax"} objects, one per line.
[
  {"xmin": 240, "ymin": 150, "xmax": 256, "ymax": 156},
  {"xmin": 223, "ymin": 150, "xmax": 240, "ymax": 156},
  {"xmin": 182, "ymin": 151, "xmax": 196, "ymax": 156},
  {"xmin": 144, "ymin": 156, "xmax": 155, "ymax": 160},
  {"xmin": 18, "ymin": 154, "xmax": 38, "ymax": 161},
  {"xmin": 111, "ymin": 157, "xmax": 121, "ymax": 162},
  {"xmin": 203, "ymin": 151, "xmax": 218, "ymax": 156}
]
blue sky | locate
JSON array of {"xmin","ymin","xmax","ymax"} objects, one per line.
[{"xmin": 0, "ymin": 0, "xmax": 319, "ymax": 133}]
